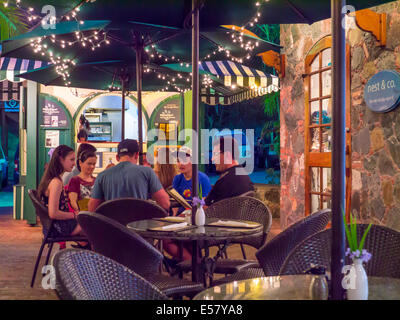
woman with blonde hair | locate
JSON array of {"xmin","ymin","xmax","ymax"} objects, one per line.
[{"xmin": 153, "ymin": 148, "xmax": 177, "ymax": 189}]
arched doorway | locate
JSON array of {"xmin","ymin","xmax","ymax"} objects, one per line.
[{"xmin": 74, "ymin": 93, "xmax": 149, "ymax": 143}]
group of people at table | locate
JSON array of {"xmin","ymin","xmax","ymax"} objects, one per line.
[{"xmin": 37, "ymin": 135, "xmax": 254, "ymax": 263}]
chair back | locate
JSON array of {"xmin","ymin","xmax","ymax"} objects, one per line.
[
  {"xmin": 239, "ymin": 191, "xmax": 255, "ymax": 198},
  {"xmin": 77, "ymin": 212, "xmax": 163, "ymax": 276},
  {"xmin": 95, "ymin": 198, "xmax": 167, "ymax": 226},
  {"xmin": 255, "ymin": 209, "xmax": 331, "ymax": 276},
  {"xmin": 205, "ymin": 196, "xmax": 272, "ymax": 248},
  {"xmin": 53, "ymin": 249, "xmax": 167, "ymax": 300},
  {"xmin": 28, "ymin": 189, "xmax": 52, "ymax": 231},
  {"xmin": 279, "ymin": 224, "xmax": 400, "ymax": 279}
]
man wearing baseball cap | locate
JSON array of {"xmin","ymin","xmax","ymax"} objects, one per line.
[
  {"xmin": 172, "ymin": 146, "xmax": 211, "ymax": 214},
  {"xmin": 88, "ymin": 139, "xmax": 170, "ymax": 211}
]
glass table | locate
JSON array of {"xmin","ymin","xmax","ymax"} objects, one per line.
[
  {"xmin": 127, "ymin": 218, "xmax": 263, "ymax": 283},
  {"xmin": 193, "ymin": 275, "xmax": 400, "ymax": 300}
]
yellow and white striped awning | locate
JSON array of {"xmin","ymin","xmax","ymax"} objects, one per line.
[{"xmin": 199, "ymin": 60, "xmax": 279, "ymax": 105}]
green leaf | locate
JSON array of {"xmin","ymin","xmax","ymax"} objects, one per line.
[
  {"xmin": 343, "ymin": 208, "xmax": 354, "ymax": 250},
  {"xmin": 352, "ymin": 213, "xmax": 358, "ymax": 250},
  {"xmin": 358, "ymin": 223, "xmax": 372, "ymax": 251},
  {"xmin": 0, "ymin": 6, "xmax": 27, "ymax": 41}
]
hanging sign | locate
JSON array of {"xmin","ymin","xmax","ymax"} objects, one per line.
[
  {"xmin": 153, "ymin": 97, "xmax": 180, "ymax": 141},
  {"xmin": 41, "ymin": 99, "xmax": 69, "ymax": 128},
  {"xmin": 364, "ymin": 70, "xmax": 400, "ymax": 113}
]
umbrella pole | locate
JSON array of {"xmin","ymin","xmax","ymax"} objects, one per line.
[
  {"xmin": 191, "ymin": 0, "xmax": 200, "ymax": 283},
  {"xmin": 121, "ymin": 78, "xmax": 125, "ymax": 140},
  {"xmin": 136, "ymin": 45, "xmax": 144, "ymax": 165},
  {"xmin": 330, "ymin": 0, "xmax": 346, "ymax": 300},
  {"xmin": 191, "ymin": 0, "xmax": 199, "ymax": 223}
]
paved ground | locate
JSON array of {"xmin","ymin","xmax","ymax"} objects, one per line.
[{"xmin": 0, "ymin": 210, "xmax": 281, "ymax": 300}]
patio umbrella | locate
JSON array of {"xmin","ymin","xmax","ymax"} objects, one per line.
[
  {"xmin": 16, "ymin": 0, "xmax": 263, "ymax": 30},
  {"xmin": 255, "ymin": 0, "xmax": 396, "ymax": 299},
  {"xmin": 1, "ymin": 19, "xmax": 279, "ymax": 155}
]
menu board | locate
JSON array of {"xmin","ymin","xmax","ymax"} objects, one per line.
[
  {"xmin": 153, "ymin": 97, "xmax": 180, "ymax": 140},
  {"xmin": 41, "ymin": 99, "xmax": 69, "ymax": 128}
]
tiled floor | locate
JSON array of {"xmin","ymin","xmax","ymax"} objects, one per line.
[{"xmin": 0, "ymin": 211, "xmax": 281, "ymax": 300}]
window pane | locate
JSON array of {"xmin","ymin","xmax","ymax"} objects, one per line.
[
  {"xmin": 322, "ymin": 99, "xmax": 332, "ymax": 124},
  {"xmin": 322, "ymin": 196, "xmax": 331, "ymax": 209},
  {"xmin": 322, "ymin": 127, "xmax": 332, "ymax": 152},
  {"xmin": 310, "ymin": 101, "xmax": 319, "ymax": 125},
  {"xmin": 311, "ymin": 167, "xmax": 320, "ymax": 192},
  {"xmin": 311, "ymin": 55, "xmax": 320, "ymax": 72},
  {"xmin": 322, "ymin": 167, "xmax": 332, "ymax": 194},
  {"xmin": 311, "ymin": 194, "xmax": 320, "ymax": 213},
  {"xmin": 322, "ymin": 70, "xmax": 331, "ymax": 96},
  {"xmin": 322, "ymin": 48, "xmax": 332, "ymax": 68},
  {"xmin": 310, "ymin": 128, "xmax": 320, "ymax": 152},
  {"xmin": 310, "ymin": 74, "xmax": 320, "ymax": 99}
]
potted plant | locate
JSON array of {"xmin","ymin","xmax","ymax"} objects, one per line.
[{"xmin": 343, "ymin": 209, "xmax": 372, "ymax": 300}]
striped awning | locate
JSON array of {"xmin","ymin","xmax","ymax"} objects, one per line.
[
  {"xmin": 0, "ymin": 57, "xmax": 50, "ymax": 102},
  {"xmin": 199, "ymin": 60, "xmax": 279, "ymax": 105},
  {"xmin": 0, "ymin": 57, "xmax": 50, "ymax": 82},
  {"xmin": 200, "ymin": 60, "xmax": 279, "ymax": 90}
]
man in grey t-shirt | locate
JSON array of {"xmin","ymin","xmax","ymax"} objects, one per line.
[{"xmin": 88, "ymin": 139, "xmax": 170, "ymax": 211}]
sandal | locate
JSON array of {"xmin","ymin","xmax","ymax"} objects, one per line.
[{"xmin": 71, "ymin": 242, "xmax": 91, "ymax": 250}]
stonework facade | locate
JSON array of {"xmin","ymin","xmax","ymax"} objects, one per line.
[{"xmin": 280, "ymin": 2, "xmax": 400, "ymax": 231}]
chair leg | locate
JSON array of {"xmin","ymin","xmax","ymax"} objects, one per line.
[
  {"xmin": 43, "ymin": 242, "xmax": 54, "ymax": 275},
  {"xmin": 240, "ymin": 244, "xmax": 247, "ymax": 260},
  {"xmin": 30, "ymin": 241, "xmax": 47, "ymax": 288}
]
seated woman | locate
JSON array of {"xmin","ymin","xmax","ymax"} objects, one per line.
[
  {"xmin": 67, "ymin": 150, "xmax": 97, "ymax": 212},
  {"xmin": 154, "ymin": 149, "xmax": 177, "ymax": 190},
  {"xmin": 38, "ymin": 145, "xmax": 83, "ymax": 238}
]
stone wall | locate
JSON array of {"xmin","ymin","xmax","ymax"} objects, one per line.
[
  {"xmin": 349, "ymin": 2, "xmax": 400, "ymax": 231},
  {"xmin": 280, "ymin": 20, "xmax": 331, "ymax": 229},
  {"xmin": 280, "ymin": 2, "xmax": 400, "ymax": 231}
]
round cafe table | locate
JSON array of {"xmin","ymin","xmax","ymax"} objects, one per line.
[
  {"xmin": 127, "ymin": 218, "xmax": 263, "ymax": 283},
  {"xmin": 193, "ymin": 275, "xmax": 400, "ymax": 300}
]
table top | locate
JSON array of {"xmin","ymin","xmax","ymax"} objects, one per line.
[
  {"xmin": 126, "ymin": 218, "xmax": 263, "ymax": 241},
  {"xmin": 193, "ymin": 275, "xmax": 400, "ymax": 300}
]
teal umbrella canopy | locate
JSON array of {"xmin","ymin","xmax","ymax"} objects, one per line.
[
  {"xmin": 16, "ymin": 60, "xmax": 190, "ymax": 92},
  {"xmin": 258, "ymin": 0, "xmax": 394, "ymax": 24},
  {"xmin": 16, "ymin": 0, "xmax": 262, "ymax": 29}
]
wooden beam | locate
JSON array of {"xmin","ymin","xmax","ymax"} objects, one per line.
[
  {"xmin": 355, "ymin": 9, "xmax": 387, "ymax": 47},
  {"xmin": 258, "ymin": 50, "xmax": 286, "ymax": 78}
]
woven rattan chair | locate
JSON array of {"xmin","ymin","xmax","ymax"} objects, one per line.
[
  {"xmin": 212, "ymin": 209, "xmax": 331, "ymax": 286},
  {"xmin": 53, "ymin": 249, "xmax": 168, "ymax": 300},
  {"xmin": 95, "ymin": 198, "xmax": 167, "ymax": 225},
  {"xmin": 28, "ymin": 189, "xmax": 87, "ymax": 288},
  {"xmin": 279, "ymin": 224, "xmax": 400, "ymax": 278},
  {"xmin": 77, "ymin": 212, "xmax": 204, "ymax": 298},
  {"xmin": 178, "ymin": 196, "xmax": 272, "ymax": 280}
]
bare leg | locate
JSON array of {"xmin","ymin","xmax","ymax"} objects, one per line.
[{"xmin": 163, "ymin": 240, "xmax": 191, "ymax": 261}]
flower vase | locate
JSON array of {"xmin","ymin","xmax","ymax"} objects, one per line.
[
  {"xmin": 195, "ymin": 206, "xmax": 205, "ymax": 226},
  {"xmin": 347, "ymin": 258, "xmax": 368, "ymax": 300}
]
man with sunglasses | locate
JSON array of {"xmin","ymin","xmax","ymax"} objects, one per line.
[
  {"xmin": 172, "ymin": 146, "xmax": 212, "ymax": 214},
  {"xmin": 205, "ymin": 136, "xmax": 254, "ymax": 206}
]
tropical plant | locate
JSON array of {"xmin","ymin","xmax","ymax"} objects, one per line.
[
  {"xmin": 0, "ymin": 2, "xmax": 27, "ymax": 41},
  {"xmin": 342, "ymin": 209, "xmax": 372, "ymax": 262}
]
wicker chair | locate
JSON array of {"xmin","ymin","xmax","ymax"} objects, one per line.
[
  {"xmin": 95, "ymin": 198, "xmax": 167, "ymax": 225},
  {"xmin": 178, "ymin": 196, "xmax": 272, "ymax": 279},
  {"xmin": 279, "ymin": 224, "xmax": 400, "ymax": 279},
  {"xmin": 28, "ymin": 189, "xmax": 87, "ymax": 288},
  {"xmin": 77, "ymin": 212, "xmax": 204, "ymax": 298},
  {"xmin": 212, "ymin": 209, "xmax": 331, "ymax": 286},
  {"xmin": 53, "ymin": 249, "xmax": 168, "ymax": 300}
]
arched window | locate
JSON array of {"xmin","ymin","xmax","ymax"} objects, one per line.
[{"xmin": 304, "ymin": 36, "xmax": 351, "ymax": 215}]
